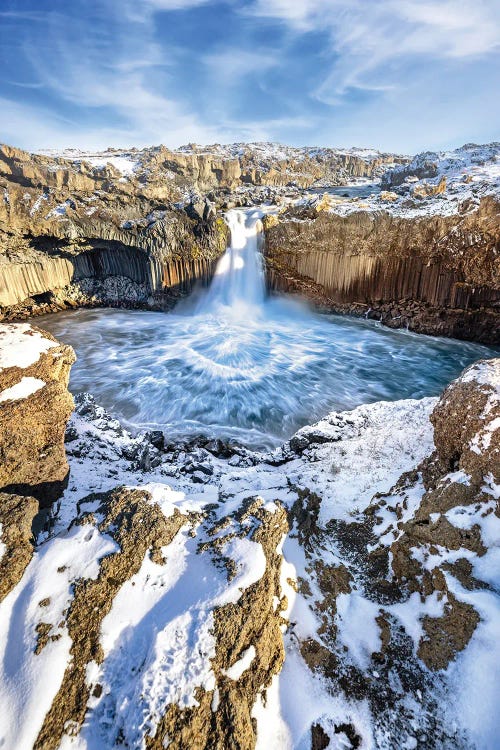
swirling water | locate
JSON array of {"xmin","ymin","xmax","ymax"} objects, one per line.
[{"xmin": 40, "ymin": 209, "xmax": 496, "ymax": 450}]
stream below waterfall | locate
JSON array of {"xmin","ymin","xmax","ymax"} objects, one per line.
[{"xmin": 40, "ymin": 208, "xmax": 497, "ymax": 450}]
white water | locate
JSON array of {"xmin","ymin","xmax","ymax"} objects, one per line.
[
  {"xmin": 41, "ymin": 208, "xmax": 497, "ymax": 450},
  {"xmin": 195, "ymin": 209, "xmax": 266, "ymax": 313}
]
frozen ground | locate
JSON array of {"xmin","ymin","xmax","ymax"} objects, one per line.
[
  {"xmin": 0, "ymin": 378, "xmax": 498, "ymax": 748},
  {"xmin": 298, "ymin": 142, "xmax": 500, "ymax": 219}
]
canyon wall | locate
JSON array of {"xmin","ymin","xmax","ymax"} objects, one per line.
[
  {"xmin": 161, "ymin": 144, "xmax": 407, "ymax": 190},
  {"xmin": 0, "ymin": 142, "xmax": 232, "ymax": 317},
  {"xmin": 264, "ymin": 197, "xmax": 500, "ymax": 343},
  {"xmin": 0, "ymin": 170, "xmax": 227, "ymax": 317},
  {"xmin": 2, "ymin": 141, "xmax": 499, "ymax": 344}
]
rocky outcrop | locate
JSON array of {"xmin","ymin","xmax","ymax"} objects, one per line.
[
  {"xmin": 265, "ymin": 196, "xmax": 500, "ymax": 342},
  {"xmin": 0, "ymin": 492, "xmax": 38, "ymax": 602},
  {"xmin": 0, "ymin": 323, "xmax": 75, "ymax": 505},
  {"xmin": 380, "ymin": 142, "xmax": 500, "ymax": 190},
  {"xmin": 34, "ymin": 486, "xmax": 188, "ymax": 750},
  {"xmin": 0, "ymin": 141, "xmax": 409, "ymax": 318},
  {"xmin": 0, "ymin": 142, "xmax": 231, "ymax": 316},
  {"xmin": 0, "ymin": 354, "xmax": 498, "ymax": 748},
  {"xmin": 278, "ymin": 359, "xmax": 499, "ymax": 747},
  {"xmin": 5, "ymin": 481, "xmax": 289, "ymax": 750},
  {"xmin": 149, "ymin": 498, "xmax": 288, "ymax": 750},
  {"xmin": 376, "ymin": 359, "xmax": 499, "ymax": 669}
]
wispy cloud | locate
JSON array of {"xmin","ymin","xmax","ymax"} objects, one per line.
[
  {"xmin": 247, "ymin": 0, "xmax": 500, "ymax": 101},
  {"xmin": 203, "ymin": 48, "xmax": 280, "ymax": 86},
  {"xmin": 0, "ymin": 0, "xmax": 498, "ymax": 152},
  {"xmin": 145, "ymin": 0, "xmax": 212, "ymax": 8}
]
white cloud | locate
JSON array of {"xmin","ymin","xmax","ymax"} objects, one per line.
[
  {"xmin": 1, "ymin": 0, "xmax": 498, "ymax": 152},
  {"xmin": 247, "ymin": 0, "xmax": 500, "ymax": 101},
  {"xmin": 203, "ymin": 48, "xmax": 280, "ymax": 85},
  {"xmin": 145, "ymin": 0, "xmax": 212, "ymax": 9}
]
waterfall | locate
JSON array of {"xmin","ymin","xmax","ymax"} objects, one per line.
[{"xmin": 196, "ymin": 208, "xmax": 266, "ymax": 314}]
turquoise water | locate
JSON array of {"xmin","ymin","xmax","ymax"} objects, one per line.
[
  {"xmin": 40, "ymin": 208, "xmax": 497, "ymax": 449},
  {"xmin": 40, "ymin": 301, "xmax": 495, "ymax": 450}
]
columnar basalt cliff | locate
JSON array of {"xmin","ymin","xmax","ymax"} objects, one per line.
[
  {"xmin": 264, "ymin": 196, "xmax": 500, "ymax": 343},
  {"xmin": 0, "ymin": 141, "xmax": 407, "ymax": 319},
  {"xmin": 1, "ymin": 141, "xmax": 499, "ymax": 340},
  {"xmin": 0, "ymin": 146, "xmax": 229, "ymax": 316}
]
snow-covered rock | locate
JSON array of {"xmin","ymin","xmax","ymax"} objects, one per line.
[
  {"xmin": 0, "ymin": 323, "xmax": 75, "ymax": 508},
  {"xmin": 0, "ymin": 314, "xmax": 498, "ymax": 749}
]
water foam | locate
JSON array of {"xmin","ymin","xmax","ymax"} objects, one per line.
[{"xmin": 40, "ymin": 209, "xmax": 496, "ymax": 449}]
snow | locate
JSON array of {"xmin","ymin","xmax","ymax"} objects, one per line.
[
  {"xmin": 254, "ymin": 648, "xmax": 376, "ymax": 750},
  {"xmin": 281, "ymin": 397, "xmax": 436, "ymax": 525},
  {"xmin": 0, "ymin": 376, "xmax": 45, "ymax": 403},
  {"xmin": 29, "ymin": 193, "xmax": 48, "ymax": 216},
  {"xmin": 45, "ymin": 200, "xmax": 71, "ymax": 220},
  {"xmin": 175, "ymin": 141, "xmax": 394, "ymax": 165},
  {"xmin": 99, "ymin": 531, "xmax": 190, "ymax": 657},
  {"xmin": 445, "ymin": 499, "xmax": 500, "ymax": 548},
  {"xmin": 290, "ymin": 141, "xmax": 500, "ymax": 219},
  {"xmin": 444, "ymin": 575, "xmax": 500, "ymax": 750},
  {"xmin": 38, "ymin": 148, "xmax": 140, "ymax": 177},
  {"xmin": 0, "ymin": 323, "xmax": 57, "ymax": 371},
  {"xmin": 389, "ymin": 591, "xmax": 445, "ymax": 647},
  {"xmin": 335, "ymin": 593, "xmax": 381, "ymax": 669},
  {"xmin": 78, "ymin": 524, "xmax": 269, "ymax": 747},
  {"xmin": 0, "ymin": 364, "xmax": 498, "ymax": 748},
  {"xmin": 461, "ymin": 358, "xmax": 500, "ymax": 393},
  {"xmin": 0, "ymin": 523, "xmax": 117, "ymax": 750},
  {"xmin": 223, "ymin": 645, "xmax": 256, "ymax": 680},
  {"xmin": 84, "ymin": 156, "xmax": 139, "ymax": 176}
]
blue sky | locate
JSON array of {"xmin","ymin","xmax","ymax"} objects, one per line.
[{"xmin": 0, "ymin": 0, "xmax": 499, "ymax": 153}]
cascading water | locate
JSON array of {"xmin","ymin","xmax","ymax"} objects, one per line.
[
  {"xmin": 196, "ymin": 208, "xmax": 266, "ymax": 314},
  {"xmin": 40, "ymin": 207, "xmax": 497, "ymax": 450}
]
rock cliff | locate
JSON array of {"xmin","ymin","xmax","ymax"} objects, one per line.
[
  {"xmin": 0, "ymin": 323, "xmax": 75, "ymax": 505},
  {"xmin": 0, "ymin": 141, "xmax": 407, "ymax": 318},
  {"xmin": 0, "ymin": 143, "xmax": 233, "ymax": 316},
  {"xmin": 265, "ymin": 195, "xmax": 500, "ymax": 342},
  {"xmin": 1, "ymin": 141, "xmax": 499, "ymax": 343}
]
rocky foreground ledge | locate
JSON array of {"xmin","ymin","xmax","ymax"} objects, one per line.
[{"xmin": 0, "ymin": 324, "xmax": 499, "ymax": 749}]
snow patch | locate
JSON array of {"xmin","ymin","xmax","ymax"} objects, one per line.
[
  {"xmin": 0, "ymin": 376, "xmax": 45, "ymax": 403},
  {"xmin": 0, "ymin": 323, "xmax": 57, "ymax": 371},
  {"xmin": 223, "ymin": 645, "xmax": 256, "ymax": 680}
]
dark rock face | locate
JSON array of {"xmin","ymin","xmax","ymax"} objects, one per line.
[
  {"xmin": 265, "ymin": 197, "xmax": 500, "ymax": 343},
  {"xmin": 0, "ymin": 206, "xmax": 227, "ymax": 318},
  {"xmin": 0, "ymin": 140, "xmax": 231, "ymax": 317}
]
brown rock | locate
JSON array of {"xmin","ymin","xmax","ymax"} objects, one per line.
[
  {"xmin": 265, "ymin": 196, "xmax": 500, "ymax": 343},
  {"xmin": 418, "ymin": 593, "xmax": 480, "ymax": 671},
  {"xmin": 0, "ymin": 492, "xmax": 38, "ymax": 602},
  {"xmin": 412, "ymin": 176, "xmax": 447, "ymax": 199},
  {"xmin": 0, "ymin": 324, "xmax": 75, "ymax": 506},
  {"xmin": 431, "ymin": 358, "xmax": 500, "ymax": 482}
]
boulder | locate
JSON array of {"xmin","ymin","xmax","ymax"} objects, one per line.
[
  {"xmin": 412, "ymin": 175, "xmax": 447, "ymax": 199},
  {"xmin": 379, "ymin": 190, "xmax": 399, "ymax": 202},
  {"xmin": 431, "ymin": 358, "xmax": 499, "ymax": 482}
]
